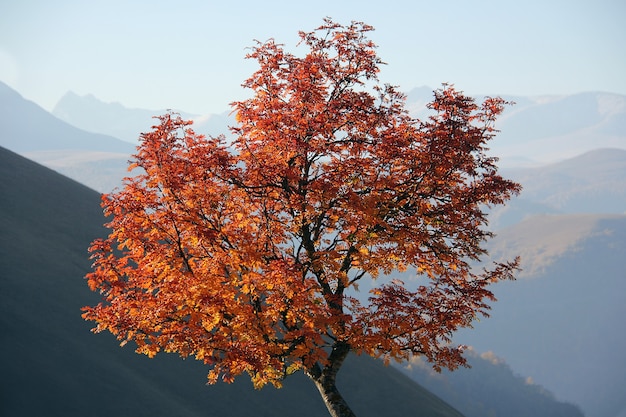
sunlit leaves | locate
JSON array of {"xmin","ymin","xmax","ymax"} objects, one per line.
[{"xmin": 83, "ymin": 19, "xmax": 520, "ymax": 393}]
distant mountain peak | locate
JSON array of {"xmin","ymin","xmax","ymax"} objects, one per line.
[
  {"xmin": 52, "ymin": 91, "xmax": 199, "ymax": 143},
  {"xmin": 56, "ymin": 90, "xmax": 152, "ymax": 112},
  {"xmin": 58, "ymin": 90, "xmax": 100, "ymax": 104}
]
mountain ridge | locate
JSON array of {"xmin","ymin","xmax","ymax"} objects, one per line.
[
  {"xmin": 488, "ymin": 212, "xmax": 625, "ymax": 277},
  {"xmin": 0, "ymin": 81, "xmax": 134, "ymax": 154},
  {"xmin": 52, "ymin": 90, "xmax": 201, "ymax": 144},
  {"xmin": 488, "ymin": 148, "xmax": 626, "ymax": 228}
]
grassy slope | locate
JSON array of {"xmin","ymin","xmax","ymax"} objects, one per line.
[{"xmin": 0, "ymin": 146, "xmax": 464, "ymax": 417}]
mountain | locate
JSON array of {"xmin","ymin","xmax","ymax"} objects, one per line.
[
  {"xmin": 0, "ymin": 145, "xmax": 465, "ymax": 417},
  {"xmin": 53, "ymin": 87, "xmax": 626, "ymax": 169},
  {"xmin": 52, "ymin": 90, "xmax": 234, "ymax": 144},
  {"xmin": 0, "ymin": 82, "xmax": 133, "ymax": 154},
  {"xmin": 491, "ymin": 91, "xmax": 626, "ymax": 165},
  {"xmin": 507, "ymin": 148, "xmax": 626, "ymax": 213},
  {"xmin": 455, "ymin": 213, "xmax": 626, "ymax": 417},
  {"xmin": 402, "ymin": 87, "xmax": 626, "ymax": 167},
  {"xmin": 0, "ymin": 81, "xmax": 134, "ymax": 192},
  {"xmin": 397, "ymin": 349, "xmax": 584, "ymax": 417},
  {"xmin": 36, "ymin": 86, "xmax": 626, "ymax": 196},
  {"xmin": 52, "ymin": 91, "xmax": 202, "ymax": 144},
  {"xmin": 489, "ymin": 148, "xmax": 626, "ymax": 228}
]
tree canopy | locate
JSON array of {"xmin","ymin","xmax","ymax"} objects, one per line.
[{"xmin": 83, "ymin": 18, "xmax": 521, "ymax": 417}]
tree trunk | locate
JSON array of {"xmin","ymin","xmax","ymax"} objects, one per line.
[
  {"xmin": 306, "ymin": 341, "xmax": 357, "ymax": 417},
  {"xmin": 310, "ymin": 373, "xmax": 357, "ymax": 417}
]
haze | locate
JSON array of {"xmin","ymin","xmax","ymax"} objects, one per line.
[{"xmin": 1, "ymin": 0, "xmax": 625, "ymax": 115}]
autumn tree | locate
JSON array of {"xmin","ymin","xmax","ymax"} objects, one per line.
[{"xmin": 83, "ymin": 19, "xmax": 521, "ymax": 417}]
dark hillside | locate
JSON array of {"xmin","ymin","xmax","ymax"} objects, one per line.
[{"xmin": 0, "ymin": 145, "xmax": 464, "ymax": 417}]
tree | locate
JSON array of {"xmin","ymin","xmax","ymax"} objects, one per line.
[{"xmin": 83, "ymin": 19, "xmax": 521, "ymax": 417}]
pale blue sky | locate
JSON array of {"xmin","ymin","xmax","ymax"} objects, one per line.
[{"xmin": 1, "ymin": 0, "xmax": 624, "ymax": 115}]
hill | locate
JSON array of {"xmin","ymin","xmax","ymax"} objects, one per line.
[
  {"xmin": 489, "ymin": 148, "xmax": 626, "ymax": 228},
  {"xmin": 511, "ymin": 148, "xmax": 626, "ymax": 214},
  {"xmin": 456, "ymin": 213, "xmax": 626, "ymax": 417},
  {"xmin": 0, "ymin": 145, "xmax": 464, "ymax": 416}
]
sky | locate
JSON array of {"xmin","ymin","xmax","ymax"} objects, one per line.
[{"xmin": 1, "ymin": 0, "xmax": 625, "ymax": 115}]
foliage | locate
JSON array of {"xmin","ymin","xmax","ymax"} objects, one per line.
[{"xmin": 83, "ymin": 18, "xmax": 520, "ymax": 417}]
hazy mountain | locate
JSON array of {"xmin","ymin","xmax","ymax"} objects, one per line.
[
  {"xmin": 52, "ymin": 91, "xmax": 204, "ymax": 144},
  {"xmin": 0, "ymin": 82, "xmax": 133, "ymax": 154},
  {"xmin": 508, "ymin": 148, "xmax": 626, "ymax": 213},
  {"xmin": 491, "ymin": 91, "xmax": 626, "ymax": 165},
  {"xmin": 52, "ymin": 86, "xmax": 626, "ymax": 169},
  {"xmin": 0, "ymin": 145, "xmax": 465, "ymax": 417},
  {"xmin": 0, "ymin": 81, "xmax": 133, "ymax": 192},
  {"xmin": 402, "ymin": 87, "xmax": 626, "ymax": 167},
  {"xmin": 397, "ymin": 349, "xmax": 584, "ymax": 417},
  {"xmin": 53, "ymin": 90, "xmax": 235, "ymax": 145},
  {"xmin": 489, "ymin": 148, "xmax": 626, "ymax": 228},
  {"xmin": 44, "ymin": 87, "xmax": 626, "ymax": 202},
  {"xmin": 455, "ymin": 213, "xmax": 626, "ymax": 417}
]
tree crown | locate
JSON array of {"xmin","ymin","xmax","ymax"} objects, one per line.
[{"xmin": 83, "ymin": 19, "xmax": 520, "ymax": 391}]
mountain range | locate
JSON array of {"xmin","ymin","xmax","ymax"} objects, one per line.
[
  {"xmin": 404, "ymin": 86, "xmax": 626, "ymax": 166},
  {"xmin": 5, "ymin": 82, "xmax": 626, "ymax": 195},
  {"xmin": 53, "ymin": 87, "xmax": 626, "ymax": 168},
  {"xmin": 1, "ymin": 79, "xmax": 624, "ymax": 416},
  {"xmin": 489, "ymin": 148, "xmax": 626, "ymax": 228},
  {"xmin": 52, "ymin": 90, "xmax": 206, "ymax": 144}
]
